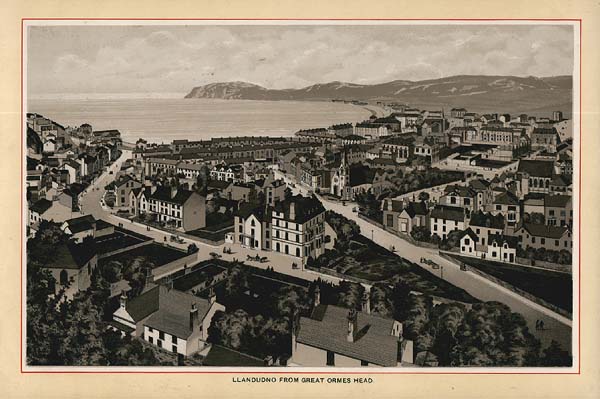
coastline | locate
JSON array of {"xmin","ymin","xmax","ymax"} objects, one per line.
[{"xmin": 28, "ymin": 97, "xmax": 373, "ymax": 143}]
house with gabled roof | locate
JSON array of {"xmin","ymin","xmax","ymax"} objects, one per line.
[
  {"xmin": 517, "ymin": 159, "xmax": 556, "ymax": 194},
  {"xmin": 430, "ymin": 205, "xmax": 466, "ymax": 240},
  {"xmin": 513, "ymin": 223, "xmax": 572, "ymax": 253},
  {"xmin": 111, "ymin": 285, "xmax": 225, "ymax": 356},
  {"xmin": 468, "ymin": 211, "xmax": 505, "ymax": 247},
  {"xmin": 490, "ymin": 190, "xmax": 520, "ymax": 226},
  {"xmin": 544, "ymin": 195, "xmax": 572, "ymax": 227},
  {"xmin": 292, "ymin": 288, "xmax": 413, "ymax": 367},
  {"xmin": 43, "ymin": 239, "xmax": 98, "ymax": 300},
  {"xmin": 148, "ymin": 186, "xmax": 206, "ymax": 231},
  {"xmin": 440, "ymin": 184, "xmax": 478, "ymax": 217}
]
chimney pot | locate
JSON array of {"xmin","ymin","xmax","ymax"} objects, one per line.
[
  {"xmin": 119, "ymin": 290, "xmax": 127, "ymax": 309},
  {"xmin": 347, "ymin": 309, "xmax": 358, "ymax": 343}
]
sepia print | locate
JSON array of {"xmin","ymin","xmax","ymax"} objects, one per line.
[{"xmin": 24, "ymin": 21, "xmax": 576, "ymax": 369}]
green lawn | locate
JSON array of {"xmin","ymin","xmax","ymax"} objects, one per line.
[{"xmin": 451, "ymin": 255, "xmax": 573, "ymax": 313}]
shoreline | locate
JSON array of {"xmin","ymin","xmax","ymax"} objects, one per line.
[{"xmin": 29, "ymin": 98, "xmax": 374, "ymax": 144}]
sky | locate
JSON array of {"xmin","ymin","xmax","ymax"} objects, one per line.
[{"xmin": 27, "ymin": 24, "xmax": 575, "ymax": 96}]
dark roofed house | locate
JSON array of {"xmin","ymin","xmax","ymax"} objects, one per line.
[
  {"xmin": 518, "ymin": 159, "xmax": 556, "ymax": 194},
  {"xmin": 148, "ymin": 186, "xmax": 206, "ymax": 231},
  {"xmin": 430, "ymin": 205, "xmax": 466, "ymax": 240},
  {"xmin": 514, "ymin": 223, "xmax": 572, "ymax": 253},
  {"xmin": 43, "ymin": 240, "xmax": 98, "ymax": 299},
  {"xmin": 111, "ymin": 285, "xmax": 225, "ymax": 356},
  {"xmin": 270, "ymin": 195, "xmax": 326, "ymax": 263},
  {"xmin": 293, "ymin": 300, "xmax": 412, "ymax": 367}
]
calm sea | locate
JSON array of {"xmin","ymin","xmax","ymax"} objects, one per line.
[{"xmin": 27, "ymin": 98, "xmax": 372, "ymax": 143}]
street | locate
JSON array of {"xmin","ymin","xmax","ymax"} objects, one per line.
[
  {"xmin": 80, "ymin": 152, "xmax": 346, "ymax": 286},
  {"xmin": 316, "ymin": 193, "xmax": 573, "ymax": 354},
  {"xmin": 84, "ymin": 154, "xmax": 572, "ymax": 353}
]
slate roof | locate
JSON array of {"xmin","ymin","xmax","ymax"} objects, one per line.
[
  {"xmin": 44, "ymin": 240, "xmax": 97, "ymax": 270},
  {"xmin": 30, "ymin": 198, "xmax": 53, "ymax": 214},
  {"xmin": 532, "ymin": 127, "xmax": 559, "ymax": 136},
  {"xmin": 273, "ymin": 195, "xmax": 325, "ymax": 224},
  {"xmin": 444, "ymin": 184, "xmax": 477, "ymax": 198},
  {"xmin": 402, "ymin": 201, "xmax": 428, "ymax": 218},
  {"xmin": 517, "ymin": 160, "xmax": 555, "ymax": 178},
  {"xmin": 296, "ymin": 304, "xmax": 399, "ymax": 367},
  {"xmin": 488, "ymin": 233, "xmax": 519, "ymax": 248},
  {"xmin": 494, "ymin": 191, "xmax": 519, "ymax": 206},
  {"xmin": 469, "ymin": 211, "xmax": 505, "ymax": 229},
  {"xmin": 64, "ymin": 215, "xmax": 96, "ymax": 233},
  {"xmin": 460, "ymin": 228, "xmax": 479, "ymax": 242},
  {"xmin": 544, "ymin": 195, "xmax": 571, "ymax": 208},
  {"xmin": 518, "ymin": 223, "xmax": 570, "ymax": 239},
  {"xmin": 149, "ymin": 186, "xmax": 196, "ymax": 205},
  {"xmin": 143, "ymin": 285, "xmax": 212, "ymax": 339},
  {"xmin": 468, "ymin": 179, "xmax": 491, "ymax": 192},
  {"xmin": 430, "ymin": 205, "xmax": 465, "ymax": 222}
]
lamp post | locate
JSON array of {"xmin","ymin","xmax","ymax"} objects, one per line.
[
  {"xmin": 440, "ymin": 265, "xmax": 444, "ymax": 280},
  {"xmin": 371, "ymin": 229, "xmax": 374, "ymax": 241}
]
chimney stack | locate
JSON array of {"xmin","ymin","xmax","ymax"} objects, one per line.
[
  {"xmin": 119, "ymin": 290, "xmax": 127, "ymax": 309},
  {"xmin": 347, "ymin": 309, "xmax": 358, "ymax": 343},
  {"xmin": 361, "ymin": 290, "xmax": 371, "ymax": 314},
  {"xmin": 289, "ymin": 201, "xmax": 296, "ymax": 221},
  {"xmin": 208, "ymin": 287, "xmax": 216, "ymax": 305},
  {"xmin": 189, "ymin": 303, "xmax": 198, "ymax": 331},
  {"xmin": 314, "ymin": 285, "xmax": 321, "ymax": 307}
]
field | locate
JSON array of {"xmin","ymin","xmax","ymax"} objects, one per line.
[{"xmin": 451, "ymin": 255, "xmax": 573, "ymax": 313}]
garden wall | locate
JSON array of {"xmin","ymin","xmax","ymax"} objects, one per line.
[
  {"xmin": 152, "ymin": 252, "xmax": 199, "ymax": 280},
  {"xmin": 357, "ymin": 213, "xmax": 438, "ymax": 249}
]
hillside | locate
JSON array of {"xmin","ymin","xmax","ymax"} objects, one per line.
[{"xmin": 185, "ymin": 75, "xmax": 573, "ymax": 117}]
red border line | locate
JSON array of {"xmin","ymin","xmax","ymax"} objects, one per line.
[{"xmin": 20, "ymin": 18, "xmax": 582, "ymax": 375}]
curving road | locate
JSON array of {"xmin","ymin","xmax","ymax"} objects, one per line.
[{"xmin": 273, "ymin": 168, "xmax": 573, "ymax": 354}]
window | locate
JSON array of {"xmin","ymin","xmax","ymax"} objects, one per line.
[
  {"xmin": 496, "ymin": 205, "xmax": 502, "ymax": 211},
  {"xmin": 555, "ymin": 240, "xmax": 559, "ymax": 247},
  {"xmin": 387, "ymin": 214, "xmax": 394, "ymax": 226},
  {"xmin": 541, "ymin": 238, "xmax": 545, "ymax": 245},
  {"xmin": 60, "ymin": 269, "xmax": 68, "ymax": 286},
  {"xmin": 465, "ymin": 238, "xmax": 470, "ymax": 245},
  {"xmin": 326, "ymin": 351, "xmax": 335, "ymax": 366},
  {"xmin": 285, "ymin": 245, "xmax": 289, "ymax": 254},
  {"xmin": 532, "ymin": 237, "xmax": 536, "ymax": 244},
  {"xmin": 159, "ymin": 331, "xmax": 165, "ymax": 340},
  {"xmin": 173, "ymin": 336, "xmax": 177, "ymax": 344},
  {"xmin": 361, "ymin": 360, "xmax": 369, "ymax": 366},
  {"xmin": 148, "ymin": 336, "xmax": 154, "ymax": 344},
  {"xmin": 296, "ymin": 248, "xmax": 300, "ymax": 257},
  {"xmin": 172, "ymin": 345, "xmax": 177, "ymax": 353}
]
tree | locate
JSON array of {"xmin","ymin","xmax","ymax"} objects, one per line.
[
  {"xmin": 418, "ymin": 191, "xmax": 430, "ymax": 202},
  {"xmin": 411, "ymin": 226, "xmax": 431, "ymax": 242},
  {"xmin": 369, "ymin": 284, "xmax": 393, "ymax": 317},
  {"xmin": 540, "ymin": 340, "xmax": 572, "ymax": 367}
]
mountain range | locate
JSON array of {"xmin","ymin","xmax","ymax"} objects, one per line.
[{"xmin": 184, "ymin": 75, "xmax": 572, "ymax": 117}]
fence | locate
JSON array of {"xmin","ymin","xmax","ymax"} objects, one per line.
[
  {"xmin": 515, "ymin": 256, "xmax": 571, "ymax": 274},
  {"xmin": 305, "ymin": 264, "xmax": 375, "ymax": 286},
  {"xmin": 439, "ymin": 252, "xmax": 572, "ymax": 319}
]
